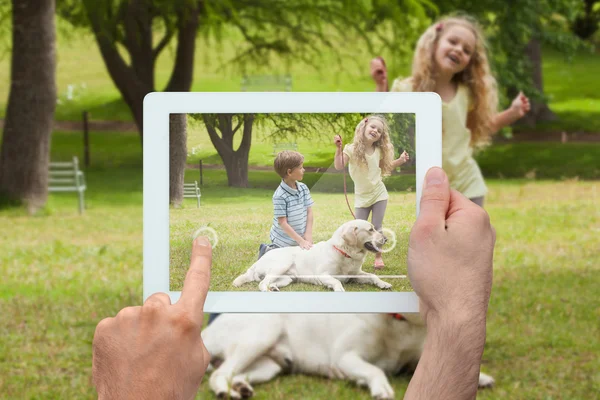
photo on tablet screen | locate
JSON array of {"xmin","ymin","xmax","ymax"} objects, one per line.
[{"xmin": 168, "ymin": 112, "xmax": 416, "ymax": 293}]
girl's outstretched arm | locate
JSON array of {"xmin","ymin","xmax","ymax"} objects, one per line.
[
  {"xmin": 333, "ymin": 135, "xmax": 349, "ymax": 170},
  {"xmin": 490, "ymin": 91, "xmax": 531, "ymax": 132},
  {"xmin": 370, "ymin": 57, "xmax": 389, "ymax": 92},
  {"xmin": 391, "ymin": 150, "xmax": 410, "ymax": 168}
]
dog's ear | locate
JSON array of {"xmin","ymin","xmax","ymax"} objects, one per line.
[{"xmin": 341, "ymin": 225, "xmax": 358, "ymax": 246}]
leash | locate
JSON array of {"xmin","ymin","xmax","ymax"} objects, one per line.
[{"xmin": 337, "ymin": 135, "xmax": 356, "ymax": 219}]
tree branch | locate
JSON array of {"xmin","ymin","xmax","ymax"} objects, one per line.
[
  {"xmin": 164, "ymin": 0, "xmax": 200, "ymax": 92},
  {"xmin": 238, "ymin": 114, "xmax": 254, "ymax": 154},
  {"xmin": 153, "ymin": 16, "xmax": 175, "ymax": 62}
]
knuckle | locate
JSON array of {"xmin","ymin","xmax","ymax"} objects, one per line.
[
  {"xmin": 94, "ymin": 317, "xmax": 113, "ymax": 336},
  {"xmin": 116, "ymin": 306, "xmax": 139, "ymax": 320},
  {"xmin": 173, "ymin": 310, "xmax": 200, "ymax": 334},
  {"xmin": 472, "ymin": 206, "xmax": 491, "ymax": 227},
  {"xmin": 142, "ymin": 300, "xmax": 164, "ymax": 315}
]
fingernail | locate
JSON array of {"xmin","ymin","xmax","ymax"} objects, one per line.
[
  {"xmin": 425, "ymin": 167, "xmax": 445, "ymax": 188},
  {"xmin": 195, "ymin": 236, "xmax": 210, "ymax": 246}
]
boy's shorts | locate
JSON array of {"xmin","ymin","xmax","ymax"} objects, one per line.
[{"xmin": 258, "ymin": 243, "xmax": 280, "ymax": 259}]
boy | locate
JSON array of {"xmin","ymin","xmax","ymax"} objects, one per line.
[
  {"xmin": 208, "ymin": 151, "xmax": 314, "ymax": 325},
  {"xmin": 260, "ymin": 150, "xmax": 315, "ymax": 258}
]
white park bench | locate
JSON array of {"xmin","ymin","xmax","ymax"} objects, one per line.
[
  {"xmin": 48, "ymin": 156, "xmax": 86, "ymax": 214},
  {"xmin": 272, "ymin": 142, "xmax": 298, "ymax": 156},
  {"xmin": 240, "ymin": 74, "xmax": 292, "ymax": 92},
  {"xmin": 183, "ymin": 181, "xmax": 201, "ymax": 208},
  {"xmin": 240, "ymin": 74, "xmax": 297, "ymax": 157}
]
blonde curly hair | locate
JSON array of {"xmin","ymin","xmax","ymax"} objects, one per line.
[
  {"xmin": 411, "ymin": 15, "xmax": 499, "ymax": 148},
  {"xmin": 351, "ymin": 115, "xmax": 395, "ymax": 176}
]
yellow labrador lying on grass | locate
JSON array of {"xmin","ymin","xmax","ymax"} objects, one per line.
[
  {"xmin": 202, "ymin": 313, "xmax": 495, "ymax": 399},
  {"xmin": 232, "ymin": 219, "xmax": 393, "ymax": 292}
]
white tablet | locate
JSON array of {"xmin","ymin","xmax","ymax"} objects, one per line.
[{"xmin": 143, "ymin": 92, "xmax": 441, "ymax": 313}]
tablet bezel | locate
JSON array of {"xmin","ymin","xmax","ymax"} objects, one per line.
[{"xmin": 143, "ymin": 92, "xmax": 441, "ymax": 313}]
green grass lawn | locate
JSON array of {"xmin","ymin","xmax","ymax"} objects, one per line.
[
  {"xmin": 169, "ymin": 188, "xmax": 416, "ymax": 292},
  {"xmin": 1, "ymin": 157, "xmax": 598, "ymax": 398}
]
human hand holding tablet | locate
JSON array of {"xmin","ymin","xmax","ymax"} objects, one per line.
[{"xmin": 143, "ymin": 92, "xmax": 442, "ymax": 313}]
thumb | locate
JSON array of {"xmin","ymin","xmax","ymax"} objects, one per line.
[{"xmin": 416, "ymin": 167, "xmax": 450, "ymax": 235}]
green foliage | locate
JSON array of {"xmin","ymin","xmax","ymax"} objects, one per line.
[
  {"xmin": 476, "ymin": 142, "xmax": 600, "ymax": 180},
  {"xmin": 55, "ymin": 0, "xmax": 432, "ymax": 77},
  {"xmin": 188, "ymin": 112, "xmax": 415, "ymax": 164},
  {"xmin": 0, "ymin": 0, "xmax": 10, "ymax": 60},
  {"xmin": 571, "ymin": 0, "xmax": 600, "ymax": 39}
]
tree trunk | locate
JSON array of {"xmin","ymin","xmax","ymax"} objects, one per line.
[
  {"xmin": 0, "ymin": 0, "xmax": 56, "ymax": 212},
  {"xmin": 169, "ymin": 114, "xmax": 187, "ymax": 206},
  {"xmin": 203, "ymin": 114, "xmax": 254, "ymax": 188},
  {"xmin": 511, "ymin": 38, "xmax": 556, "ymax": 127},
  {"xmin": 83, "ymin": 0, "xmax": 199, "ymax": 143}
]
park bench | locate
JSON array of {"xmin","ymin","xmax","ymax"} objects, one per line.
[
  {"xmin": 240, "ymin": 74, "xmax": 297, "ymax": 157},
  {"xmin": 183, "ymin": 181, "xmax": 201, "ymax": 208},
  {"xmin": 272, "ymin": 142, "xmax": 299, "ymax": 156},
  {"xmin": 240, "ymin": 74, "xmax": 292, "ymax": 92},
  {"xmin": 48, "ymin": 156, "xmax": 87, "ymax": 214}
]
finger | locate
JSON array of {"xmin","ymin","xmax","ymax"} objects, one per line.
[
  {"xmin": 144, "ymin": 292, "xmax": 172, "ymax": 308},
  {"xmin": 178, "ymin": 236, "xmax": 212, "ymax": 322},
  {"xmin": 415, "ymin": 167, "xmax": 450, "ymax": 234}
]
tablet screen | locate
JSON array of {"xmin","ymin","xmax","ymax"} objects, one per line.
[{"xmin": 168, "ymin": 112, "xmax": 416, "ymax": 293}]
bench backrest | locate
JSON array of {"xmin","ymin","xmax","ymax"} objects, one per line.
[
  {"xmin": 241, "ymin": 74, "xmax": 292, "ymax": 92},
  {"xmin": 273, "ymin": 142, "xmax": 298, "ymax": 155},
  {"xmin": 183, "ymin": 181, "xmax": 201, "ymax": 197},
  {"xmin": 48, "ymin": 156, "xmax": 86, "ymax": 192}
]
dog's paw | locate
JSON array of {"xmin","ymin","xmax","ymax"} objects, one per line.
[
  {"xmin": 268, "ymin": 284, "xmax": 280, "ymax": 292},
  {"xmin": 377, "ymin": 281, "xmax": 392, "ymax": 290},
  {"xmin": 217, "ymin": 389, "xmax": 242, "ymax": 400},
  {"xmin": 478, "ymin": 372, "xmax": 495, "ymax": 389},
  {"xmin": 333, "ymin": 285, "xmax": 345, "ymax": 292},
  {"xmin": 370, "ymin": 377, "xmax": 394, "ymax": 399},
  {"xmin": 232, "ymin": 380, "xmax": 255, "ymax": 398}
]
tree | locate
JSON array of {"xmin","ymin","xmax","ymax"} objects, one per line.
[
  {"xmin": 0, "ymin": 0, "xmax": 57, "ymax": 212},
  {"xmin": 188, "ymin": 112, "xmax": 411, "ymax": 187},
  {"xmin": 57, "ymin": 0, "xmax": 432, "ymax": 142},
  {"xmin": 169, "ymin": 114, "xmax": 187, "ymax": 205}
]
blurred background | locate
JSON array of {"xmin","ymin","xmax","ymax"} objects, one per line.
[{"xmin": 0, "ymin": 0, "xmax": 598, "ymax": 398}]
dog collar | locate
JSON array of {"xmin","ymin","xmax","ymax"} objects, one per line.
[
  {"xmin": 388, "ymin": 313, "xmax": 406, "ymax": 321},
  {"xmin": 332, "ymin": 245, "xmax": 352, "ymax": 258}
]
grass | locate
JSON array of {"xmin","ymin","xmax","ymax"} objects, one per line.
[
  {"xmin": 169, "ymin": 188, "xmax": 416, "ymax": 292},
  {"xmin": 1, "ymin": 156, "xmax": 598, "ymax": 398}
]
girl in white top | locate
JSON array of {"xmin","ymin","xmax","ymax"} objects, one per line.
[
  {"xmin": 333, "ymin": 115, "xmax": 409, "ymax": 270},
  {"xmin": 370, "ymin": 15, "xmax": 530, "ymax": 207}
]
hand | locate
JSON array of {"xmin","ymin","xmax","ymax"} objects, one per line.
[
  {"xmin": 334, "ymin": 134, "xmax": 343, "ymax": 149},
  {"xmin": 370, "ymin": 56, "xmax": 388, "ymax": 85},
  {"xmin": 92, "ymin": 237, "xmax": 213, "ymax": 400},
  {"xmin": 510, "ymin": 91, "xmax": 530, "ymax": 119},
  {"xmin": 304, "ymin": 233, "xmax": 313, "ymax": 246},
  {"xmin": 398, "ymin": 150, "xmax": 410, "ymax": 164},
  {"xmin": 407, "ymin": 167, "xmax": 495, "ymax": 325},
  {"xmin": 299, "ymin": 238, "xmax": 313, "ymax": 250}
]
